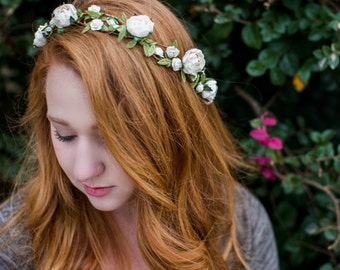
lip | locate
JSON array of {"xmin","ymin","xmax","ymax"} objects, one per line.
[{"xmin": 84, "ymin": 185, "xmax": 114, "ymax": 197}]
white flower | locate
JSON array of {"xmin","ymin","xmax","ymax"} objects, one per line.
[
  {"xmin": 182, "ymin": 48, "xmax": 206, "ymax": 76},
  {"xmin": 88, "ymin": 5, "xmax": 101, "ymax": 13},
  {"xmin": 195, "ymin": 82, "xmax": 204, "ymax": 93},
  {"xmin": 33, "ymin": 23, "xmax": 53, "ymax": 47},
  {"xmin": 126, "ymin": 15, "xmax": 154, "ymax": 38},
  {"xmin": 107, "ymin": 18, "xmax": 119, "ymax": 29},
  {"xmin": 50, "ymin": 4, "xmax": 78, "ymax": 28},
  {"xmin": 90, "ymin": 19, "xmax": 104, "ymax": 31},
  {"xmin": 154, "ymin": 47, "xmax": 164, "ymax": 58},
  {"xmin": 166, "ymin": 46, "xmax": 180, "ymax": 58},
  {"xmin": 201, "ymin": 80, "xmax": 218, "ymax": 104},
  {"xmin": 171, "ymin": 58, "xmax": 182, "ymax": 71},
  {"xmin": 33, "ymin": 30, "xmax": 47, "ymax": 47}
]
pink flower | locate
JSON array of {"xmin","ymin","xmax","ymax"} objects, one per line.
[
  {"xmin": 260, "ymin": 112, "xmax": 277, "ymax": 127},
  {"xmin": 263, "ymin": 116, "xmax": 277, "ymax": 126},
  {"xmin": 262, "ymin": 167, "xmax": 277, "ymax": 181},
  {"xmin": 254, "ymin": 156, "xmax": 272, "ymax": 166},
  {"xmin": 267, "ymin": 137, "xmax": 283, "ymax": 150},
  {"xmin": 249, "ymin": 127, "xmax": 269, "ymax": 142}
]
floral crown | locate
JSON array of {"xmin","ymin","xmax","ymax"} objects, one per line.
[{"xmin": 33, "ymin": 4, "xmax": 218, "ymax": 104}]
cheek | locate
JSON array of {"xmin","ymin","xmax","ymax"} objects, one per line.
[{"xmin": 51, "ymin": 137, "xmax": 73, "ymax": 177}]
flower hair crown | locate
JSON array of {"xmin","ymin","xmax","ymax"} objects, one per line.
[{"xmin": 33, "ymin": 4, "xmax": 218, "ymax": 104}]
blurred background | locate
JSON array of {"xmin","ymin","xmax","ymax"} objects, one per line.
[{"xmin": 1, "ymin": 0, "xmax": 340, "ymax": 269}]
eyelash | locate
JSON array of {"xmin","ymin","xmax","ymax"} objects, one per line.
[{"xmin": 53, "ymin": 130, "xmax": 76, "ymax": 142}]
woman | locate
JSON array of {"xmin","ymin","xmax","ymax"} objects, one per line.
[{"xmin": 0, "ymin": 0, "xmax": 279, "ymax": 269}]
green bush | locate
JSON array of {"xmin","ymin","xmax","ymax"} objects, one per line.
[{"xmin": 1, "ymin": 0, "xmax": 339, "ymax": 268}]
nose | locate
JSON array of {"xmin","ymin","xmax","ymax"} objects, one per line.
[{"xmin": 73, "ymin": 139, "xmax": 105, "ymax": 183}]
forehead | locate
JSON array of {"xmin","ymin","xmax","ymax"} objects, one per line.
[{"xmin": 46, "ymin": 63, "xmax": 96, "ymax": 127}]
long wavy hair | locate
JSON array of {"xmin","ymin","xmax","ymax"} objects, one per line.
[{"xmin": 3, "ymin": 0, "xmax": 251, "ymax": 269}]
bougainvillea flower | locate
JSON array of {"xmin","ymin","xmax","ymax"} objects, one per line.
[
  {"xmin": 262, "ymin": 116, "xmax": 277, "ymax": 127},
  {"xmin": 267, "ymin": 137, "xmax": 283, "ymax": 150},
  {"xmin": 254, "ymin": 156, "xmax": 272, "ymax": 166},
  {"xmin": 262, "ymin": 167, "xmax": 277, "ymax": 181},
  {"xmin": 249, "ymin": 127, "xmax": 269, "ymax": 142}
]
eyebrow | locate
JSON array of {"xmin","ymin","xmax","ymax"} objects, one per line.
[
  {"xmin": 47, "ymin": 115, "xmax": 70, "ymax": 126},
  {"xmin": 46, "ymin": 114, "xmax": 99, "ymax": 130}
]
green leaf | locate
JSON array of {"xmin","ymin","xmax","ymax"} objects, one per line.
[
  {"xmin": 259, "ymin": 49, "xmax": 279, "ymax": 68},
  {"xmin": 82, "ymin": 24, "xmax": 91, "ymax": 33},
  {"xmin": 143, "ymin": 43, "xmax": 156, "ymax": 57},
  {"xmin": 86, "ymin": 10, "xmax": 102, "ymax": 19},
  {"xmin": 121, "ymin": 12, "xmax": 127, "ymax": 22},
  {"xmin": 117, "ymin": 26, "xmax": 127, "ymax": 42},
  {"xmin": 284, "ymin": 157, "xmax": 301, "ymax": 167},
  {"xmin": 319, "ymin": 263, "xmax": 334, "ymax": 270},
  {"xmin": 279, "ymin": 53, "xmax": 299, "ymax": 76},
  {"xmin": 157, "ymin": 59, "xmax": 172, "ymax": 67},
  {"xmin": 334, "ymin": 155, "xmax": 340, "ymax": 173},
  {"xmin": 269, "ymin": 67, "xmax": 286, "ymax": 86},
  {"xmin": 323, "ymin": 229, "xmax": 337, "ymax": 241},
  {"xmin": 181, "ymin": 70, "xmax": 186, "ymax": 83},
  {"xmin": 126, "ymin": 39, "xmax": 137, "ymax": 49},
  {"xmin": 208, "ymin": 23, "xmax": 233, "ymax": 40},
  {"xmin": 320, "ymin": 129, "xmax": 336, "ymax": 142},
  {"xmin": 241, "ymin": 23, "xmax": 262, "ymax": 50},
  {"xmin": 282, "ymin": 174, "xmax": 305, "ymax": 195},
  {"xmin": 246, "ymin": 60, "xmax": 266, "ymax": 77},
  {"xmin": 250, "ymin": 119, "xmax": 262, "ymax": 129},
  {"xmin": 310, "ymin": 131, "xmax": 321, "ymax": 144}
]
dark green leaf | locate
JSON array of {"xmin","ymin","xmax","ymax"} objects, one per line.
[
  {"xmin": 246, "ymin": 60, "xmax": 266, "ymax": 77},
  {"xmin": 269, "ymin": 67, "xmax": 286, "ymax": 86},
  {"xmin": 259, "ymin": 49, "xmax": 279, "ymax": 68},
  {"xmin": 279, "ymin": 53, "xmax": 299, "ymax": 76},
  {"xmin": 241, "ymin": 23, "xmax": 262, "ymax": 50}
]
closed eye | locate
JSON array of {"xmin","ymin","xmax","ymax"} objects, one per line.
[{"xmin": 53, "ymin": 130, "xmax": 76, "ymax": 142}]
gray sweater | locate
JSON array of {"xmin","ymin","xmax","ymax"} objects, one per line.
[{"xmin": 0, "ymin": 187, "xmax": 279, "ymax": 269}]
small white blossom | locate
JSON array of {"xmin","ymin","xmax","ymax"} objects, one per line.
[
  {"xmin": 182, "ymin": 49, "xmax": 206, "ymax": 76},
  {"xmin": 126, "ymin": 15, "xmax": 154, "ymax": 38},
  {"xmin": 166, "ymin": 46, "xmax": 180, "ymax": 58},
  {"xmin": 154, "ymin": 47, "xmax": 164, "ymax": 58},
  {"xmin": 50, "ymin": 4, "xmax": 78, "ymax": 28},
  {"xmin": 171, "ymin": 58, "xmax": 182, "ymax": 71},
  {"xmin": 195, "ymin": 82, "xmax": 204, "ymax": 93},
  {"xmin": 33, "ymin": 30, "xmax": 47, "ymax": 47},
  {"xmin": 202, "ymin": 80, "xmax": 218, "ymax": 104},
  {"xmin": 90, "ymin": 19, "xmax": 104, "ymax": 31},
  {"xmin": 88, "ymin": 5, "xmax": 101, "ymax": 13},
  {"xmin": 107, "ymin": 18, "xmax": 119, "ymax": 29}
]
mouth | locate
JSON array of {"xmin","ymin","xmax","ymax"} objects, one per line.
[{"xmin": 84, "ymin": 185, "xmax": 115, "ymax": 197}]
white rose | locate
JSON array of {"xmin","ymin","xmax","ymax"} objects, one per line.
[
  {"xmin": 33, "ymin": 30, "xmax": 47, "ymax": 47},
  {"xmin": 171, "ymin": 58, "xmax": 182, "ymax": 71},
  {"xmin": 50, "ymin": 4, "xmax": 78, "ymax": 28},
  {"xmin": 182, "ymin": 48, "xmax": 206, "ymax": 76},
  {"xmin": 166, "ymin": 46, "xmax": 180, "ymax": 58},
  {"xmin": 88, "ymin": 5, "xmax": 101, "ymax": 13},
  {"xmin": 154, "ymin": 47, "xmax": 164, "ymax": 58},
  {"xmin": 107, "ymin": 18, "xmax": 119, "ymax": 29},
  {"xmin": 195, "ymin": 82, "xmax": 204, "ymax": 93},
  {"xmin": 90, "ymin": 19, "xmax": 104, "ymax": 31},
  {"xmin": 202, "ymin": 80, "xmax": 218, "ymax": 104},
  {"xmin": 126, "ymin": 15, "xmax": 154, "ymax": 38},
  {"xmin": 206, "ymin": 79, "xmax": 217, "ymax": 92}
]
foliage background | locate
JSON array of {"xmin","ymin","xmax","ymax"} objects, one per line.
[{"xmin": 1, "ymin": 0, "xmax": 340, "ymax": 269}]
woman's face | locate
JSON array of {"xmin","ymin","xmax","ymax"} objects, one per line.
[{"xmin": 46, "ymin": 62, "xmax": 136, "ymax": 216}]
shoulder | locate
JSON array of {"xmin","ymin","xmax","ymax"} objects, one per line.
[
  {"xmin": 235, "ymin": 185, "xmax": 279, "ymax": 270},
  {"xmin": 0, "ymin": 193, "xmax": 34, "ymax": 270}
]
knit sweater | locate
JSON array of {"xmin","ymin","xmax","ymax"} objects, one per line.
[{"xmin": 0, "ymin": 187, "xmax": 279, "ymax": 269}]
